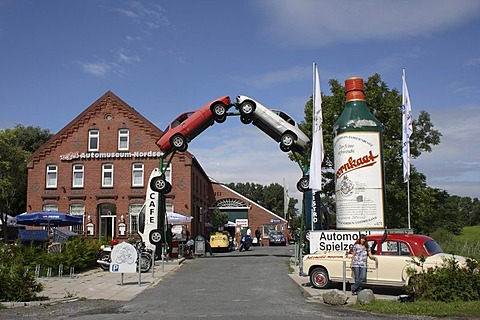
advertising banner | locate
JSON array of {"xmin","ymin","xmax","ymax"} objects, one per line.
[
  {"xmin": 334, "ymin": 132, "xmax": 385, "ymax": 229},
  {"xmin": 308, "ymin": 230, "xmax": 385, "ymax": 254}
]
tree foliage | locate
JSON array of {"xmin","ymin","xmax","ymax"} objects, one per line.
[
  {"xmin": 0, "ymin": 125, "xmax": 52, "ymax": 242},
  {"xmin": 297, "ymin": 73, "xmax": 479, "ymax": 233},
  {"xmin": 225, "ymin": 182, "xmax": 297, "ymax": 220},
  {"xmin": 209, "ymin": 208, "xmax": 228, "ymax": 231}
]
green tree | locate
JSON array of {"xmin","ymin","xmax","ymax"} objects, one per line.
[
  {"xmin": 226, "ymin": 182, "xmax": 293, "ymax": 219},
  {"xmin": 209, "ymin": 208, "xmax": 228, "ymax": 232},
  {"xmin": 0, "ymin": 125, "xmax": 52, "ymax": 242},
  {"xmin": 299, "ymin": 73, "xmax": 442, "ymax": 230}
]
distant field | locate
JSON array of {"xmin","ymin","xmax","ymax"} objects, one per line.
[
  {"xmin": 455, "ymin": 225, "xmax": 480, "ymax": 242},
  {"xmin": 443, "ymin": 225, "xmax": 480, "ymax": 260}
]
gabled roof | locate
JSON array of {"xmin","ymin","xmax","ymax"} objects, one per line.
[
  {"xmin": 210, "ymin": 179, "xmax": 287, "ymax": 223},
  {"xmin": 27, "ymin": 91, "xmax": 163, "ymax": 166}
]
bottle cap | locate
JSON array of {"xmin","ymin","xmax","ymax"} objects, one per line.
[{"xmin": 345, "ymin": 77, "xmax": 365, "ymax": 101}]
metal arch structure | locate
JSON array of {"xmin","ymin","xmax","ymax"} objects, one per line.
[{"xmin": 152, "ymin": 101, "xmax": 311, "ymax": 262}]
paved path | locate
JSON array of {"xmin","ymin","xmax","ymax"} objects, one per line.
[
  {"xmin": 2, "ymin": 258, "xmax": 185, "ymax": 308},
  {"xmin": 2, "ymin": 254, "xmax": 401, "ymax": 309}
]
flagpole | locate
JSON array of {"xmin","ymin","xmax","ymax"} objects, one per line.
[
  {"xmin": 402, "ymin": 68, "xmax": 412, "ymax": 230},
  {"xmin": 407, "ymin": 180, "xmax": 411, "ymax": 229},
  {"xmin": 311, "ymin": 62, "xmax": 316, "ymax": 231}
]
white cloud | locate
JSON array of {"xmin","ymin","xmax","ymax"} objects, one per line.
[
  {"xmin": 414, "ymin": 104, "xmax": 480, "ymax": 198},
  {"xmin": 82, "ymin": 62, "xmax": 111, "ymax": 77},
  {"xmin": 255, "ymin": 0, "xmax": 480, "ymax": 46},
  {"xmin": 189, "ymin": 123, "xmax": 305, "ymax": 206},
  {"xmin": 116, "ymin": 50, "xmax": 141, "ymax": 64},
  {"xmin": 115, "ymin": 2, "xmax": 170, "ymax": 29}
]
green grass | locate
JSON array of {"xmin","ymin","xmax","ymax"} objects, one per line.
[
  {"xmin": 455, "ymin": 225, "xmax": 480, "ymax": 242},
  {"xmin": 441, "ymin": 225, "xmax": 480, "ymax": 260},
  {"xmin": 351, "ymin": 299, "xmax": 480, "ymax": 318}
]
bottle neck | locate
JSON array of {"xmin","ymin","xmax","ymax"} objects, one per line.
[
  {"xmin": 345, "ymin": 77, "xmax": 365, "ymax": 102},
  {"xmin": 346, "ymin": 90, "xmax": 365, "ymax": 102}
]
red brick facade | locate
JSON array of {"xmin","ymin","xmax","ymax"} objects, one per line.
[
  {"xmin": 25, "ymin": 91, "xmax": 286, "ymax": 244},
  {"xmin": 211, "ymin": 181, "xmax": 288, "ymax": 246}
]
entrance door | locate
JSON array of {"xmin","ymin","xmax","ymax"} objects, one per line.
[{"xmin": 99, "ymin": 203, "xmax": 116, "ymax": 239}]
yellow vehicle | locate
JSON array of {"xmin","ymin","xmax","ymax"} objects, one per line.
[{"xmin": 209, "ymin": 231, "xmax": 232, "ymax": 252}]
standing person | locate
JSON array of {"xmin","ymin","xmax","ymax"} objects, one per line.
[
  {"xmin": 205, "ymin": 232, "xmax": 213, "ymax": 256},
  {"xmin": 167, "ymin": 224, "xmax": 173, "ymax": 258},
  {"xmin": 350, "ymin": 235, "xmax": 378, "ymax": 295},
  {"xmin": 255, "ymin": 227, "xmax": 263, "ymax": 246}
]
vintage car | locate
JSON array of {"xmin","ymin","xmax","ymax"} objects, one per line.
[
  {"xmin": 156, "ymin": 96, "xmax": 231, "ymax": 153},
  {"xmin": 269, "ymin": 230, "xmax": 286, "ymax": 246},
  {"xmin": 236, "ymin": 95, "xmax": 310, "ymax": 154},
  {"xmin": 209, "ymin": 231, "xmax": 232, "ymax": 252},
  {"xmin": 302, "ymin": 233, "xmax": 468, "ymax": 289}
]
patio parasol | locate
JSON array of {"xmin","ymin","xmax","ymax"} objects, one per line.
[
  {"xmin": 15, "ymin": 212, "xmax": 83, "ymax": 227},
  {"xmin": 166, "ymin": 212, "xmax": 193, "ymax": 225}
]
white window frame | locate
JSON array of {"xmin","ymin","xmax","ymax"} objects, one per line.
[
  {"xmin": 102, "ymin": 163, "xmax": 114, "ymax": 187},
  {"xmin": 43, "ymin": 204, "xmax": 58, "ymax": 212},
  {"xmin": 118, "ymin": 129, "xmax": 129, "ymax": 151},
  {"xmin": 132, "ymin": 163, "xmax": 144, "ymax": 187},
  {"xmin": 70, "ymin": 204, "xmax": 85, "ymax": 234},
  {"xmin": 129, "ymin": 203, "xmax": 143, "ymax": 234},
  {"xmin": 46, "ymin": 164, "xmax": 58, "ymax": 188},
  {"xmin": 88, "ymin": 130, "xmax": 99, "ymax": 151},
  {"xmin": 72, "ymin": 164, "xmax": 84, "ymax": 188},
  {"xmin": 163, "ymin": 163, "xmax": 172, "ymax": 183}
]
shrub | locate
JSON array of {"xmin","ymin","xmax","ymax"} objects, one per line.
[
  {"xmin": 406, "ymin": 256, "xmax": 480, "ymax": 302},
  {"xmin": 0, "ymin": 244, "xmax": 43, "ymax": 302},
  {"xmin": 0, "ymin": 238, "xmax": 100, "ymax": 301}
]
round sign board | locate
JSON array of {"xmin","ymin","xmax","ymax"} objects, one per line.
[{"xmin": 110, "ymin": 242, "xmax": 138, "ymax": 273}]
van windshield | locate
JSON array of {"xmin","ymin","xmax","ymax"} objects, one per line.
[{"xmin": 138, "ymin": 204, "xmax": 146, "ymax": 234}]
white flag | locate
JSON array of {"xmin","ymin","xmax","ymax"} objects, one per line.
[
  {"xmin": 402, "ymin": 69, "xmax": 413, "ymax": 183},
  {"xmin": 309, "ymin": 63, "xmax": 324, "ymax": 191}
]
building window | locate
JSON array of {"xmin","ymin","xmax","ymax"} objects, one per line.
[
  {"xmin": 163, "ymin": 163, "xmax": 172, "ymax": 183},
  {"xmin": 118, "ymin": 129, "xmax": 129, "ymax": 151},
  {"xmin": 129, "ymin": 203, "xmax": 143, "ymax": 234},
  {"xmin": 70, "ymin": 204, "xmax": 85, "ymax": 234},
  {"xmin": 89, "ymin": 130, "xmax": 99, "ymax": 151},
  {"xmin": 132, "ymin": 163, "xmax": 144, "ymax": 187},
  {"xmin": 46, "ymin": 164, "xmax": 57, "ymax": 188},
  {"xmin": 102, "ymin": 163, "xmax": 114, "ymax": 187},
  {"xmin": 72, "ymin": 164, "xmax": 84, "ymax": 188},
  {"xmin": 166, "ymin": 203, "xmax": 173, "ymax": 212},
  {"xmin": 43, "ymin": 204, "xmax": 58, "ymax": 212},
  {"xmin": 262, "ymin": 224, "xmax": 278, "ymax": 238}
]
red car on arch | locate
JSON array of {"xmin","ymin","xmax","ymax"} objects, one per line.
[{"xmin": 156, "ymin": 96, "xmax": 231, "ymax": 153}]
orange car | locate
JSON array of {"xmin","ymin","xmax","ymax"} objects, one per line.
[{"xmin": 156, "ymin": 96, "xmax": 231, "ymax": 152}]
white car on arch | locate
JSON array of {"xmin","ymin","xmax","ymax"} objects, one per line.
[{"xmin": 236, "ymin": 95, "xmax": 310, "ymax": 154}]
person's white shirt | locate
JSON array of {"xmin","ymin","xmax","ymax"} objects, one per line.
[{"xmin": 246, "ymin": 228, "xmax": 252, "ymax": 236}]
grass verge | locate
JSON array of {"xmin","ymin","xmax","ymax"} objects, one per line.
[{"xmin": 350, "ymin": 299, "xmax": 480, "ymax": 317}]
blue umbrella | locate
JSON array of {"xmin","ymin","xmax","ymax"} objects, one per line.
[{"xmin": 16, "ymin": 212, "xmax": 83, "ymax": 227}]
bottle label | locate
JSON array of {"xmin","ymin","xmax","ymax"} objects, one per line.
[{"xmin": 333, "ymin": 132, "xmax": 384, "ymax": 229}]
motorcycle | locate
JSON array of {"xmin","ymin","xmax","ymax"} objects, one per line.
[
  {"xmin": 239, "ymin": 235, "xmax": 253, "ymax": 252},
  {"xmin": 97, "ymin": 239, "xmax": 153, "ymax": 273}
]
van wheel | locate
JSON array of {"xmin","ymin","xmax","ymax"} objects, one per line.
[
  {"xmin": 149, "ymin": 229, "xmax": 162, "ymax": 245},
  {"xmin": 150, "ymin": 176, "xmax": 171, "ymax": 194},
  {"xmin": 297, "ymin": 176, "xmax": 310, "ymax": 192}
]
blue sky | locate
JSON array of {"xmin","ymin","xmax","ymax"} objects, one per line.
[{"xmin": 1, "ymin": 0, "xmax": 479, "ymax": 206}]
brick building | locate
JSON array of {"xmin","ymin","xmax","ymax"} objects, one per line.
[
  {"xmin": 210, "ymin": 180, "xmax": 287, "ymax": 246},
  {"xmin": 25, "ymin": 91, "xmax": 288, "ymax": 244}
]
